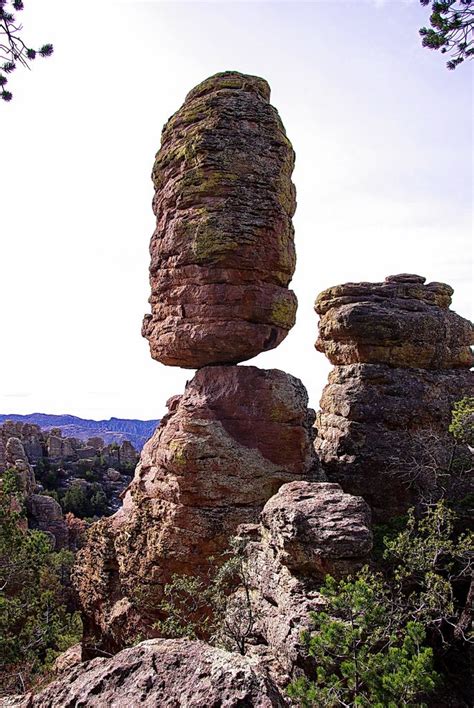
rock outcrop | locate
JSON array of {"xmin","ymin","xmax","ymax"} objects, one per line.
[
  {"xmin": 24, "ymin": 639, "xmax": 287, "ymax": 707},
  {"xmin": 4, "ymin": 436, "xmax": 35, "ymax": 494},
  {"xmin": 142, "ymin": 71, "xmax": 297, "ymax": 368},
  {"xmin": 0, "ymin": 434, "xmax": 68, "ymax": 548},
  {"xmin": 232, "ymin": 481, "xmax": 372, "ymax": 685},
  {"xmin": 75, "ymin": 365, "xmax": 318, "ymax": 656},
  {"xmin": 27, "ymin": 493, "xmax": 69, "ymax": 548},
  {"xmin": 0, "ymin": 421, "xmax": 139, "ymax": 520},
  {"xmin": 315, "ymin": 274, "xmax": 474, "ymax": 520}
]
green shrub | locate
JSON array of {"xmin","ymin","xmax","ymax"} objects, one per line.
[
  {"xmin": 288, "ymin": 501, "xmax": 473, "ymax": 707},
  {"xmin": 0, "ymin": 469, "xmax": 82, "ymax": 695}
]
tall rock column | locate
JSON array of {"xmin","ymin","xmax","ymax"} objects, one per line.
[
  {"xmin": 314, "ymin": 274, "xmax": 473, "ymax": 520},
  {"xmin": 142, "ymin": 71, "xmax": 297, "ymax": 367},
  {"xmin": 75, "ymin": 72, "xmax": 319, "ymax": 657}
]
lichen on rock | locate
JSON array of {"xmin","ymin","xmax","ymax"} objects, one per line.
[
  {"xmin": 314, "ymin": 274, "xmax": 474, "ymax": 520},
  {"xmin": 143, "ymin": 70, "xmax": 298, "ymax": 368}
]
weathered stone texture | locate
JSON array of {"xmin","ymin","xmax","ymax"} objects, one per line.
[
  {"xmin": 28, "ymin": 639, "xmax": 287, "ymax": 707},
  {"xmin": 27, "ymin": 493, "xmax": 68, "ymax": 549},
  {"xmin": 232, "ymin": 481, "xmax": 372, "ymax": 686},
  {"xmin": 315, "ymin": 274, "xmax": 473, "ymax": 369},
  {"xmin": 142, "ymin": 71, "xmax": 297, "ymax": 368},
  {"xmin": 5, "ymin": 437, "xmax": 36, "ymax": 494},
  {"xmin": 315, "ymin": 275, "xmax": 474, "ymax": 520},
  {"xmin": 74, "ymin": 366, "xmax": 318, "ymax": 655}
]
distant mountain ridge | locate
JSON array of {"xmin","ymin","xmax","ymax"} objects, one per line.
[{"xmin": 0, "ymin": 413, "xmax": 159, "ymax": 450}]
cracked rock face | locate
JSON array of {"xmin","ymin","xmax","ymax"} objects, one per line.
[
  {"xmin": 74, "ymin": 366, "xmax": 318, "ymax": 656},
  {"xmin": 232, "ymin": 481, "xmax": 372, "ymax": 687},
  {"xmin": 315, "ymin": 275, "xmax": 474, "ymax": 520},
  {"xmin": 25, "ymin": 639, "xmax": 288, "ymax": 707},
  {"xmin": 142, "ymin": 71, "xmax": 297, "ymax": 368}
]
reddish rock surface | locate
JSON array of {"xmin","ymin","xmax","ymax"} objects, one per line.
[
  {"xmin": 232, "ymin": 481, "xmax": 372, "ymax": 686},
  {"xmin": 14, "ymin": 639, "xmax": 287, "ymax": 707},
  {"xmin": 74, "ymin": 366, "xmax": 318, "ymax": 656},
  {"xmin": 142, "ymin": 71, "xmax": 297, "ymax": 368},
  {"xmin": 315, "ymin": 275, "xmax": 474, "ymax": 520},
  {"xmin": 315, "ymin": 274, "xmax": 473, "ymax": 369}
]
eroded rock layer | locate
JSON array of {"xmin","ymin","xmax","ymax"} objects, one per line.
[
  {"xmin": 315, "ymin": 274, "xmax": 474, "ymax": 520},
  {"xmin": 74, "ymin": 366, "xmax": 317, "ymax": 655},
  {"xmin": 315, "ymin": 273, "xmax": 473, "ymax": 369},
  {"xmin": 142, "ymin": 71, "xmax": 297, "ymax": 368}
]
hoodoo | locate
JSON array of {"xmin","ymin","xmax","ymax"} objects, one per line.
[
  {"xmin": 75, "ymin": 365, "xmax": 317, "ymax": 655},
  {"xmin": 315, "ymin": 274, "xmax": 474, "ymax": 520},
  {"xmin": 142, "ymin": 71, "xmax": 297, "ymax": 368},
  {"xmin": 74, "ymin": 73, "xmax": 320, "ymax": 659}
]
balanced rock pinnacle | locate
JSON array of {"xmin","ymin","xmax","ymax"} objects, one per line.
[
  {"xmin": 314, "ymin": 274, "xmax": 474, "ymax": 520},
  {"xmin": 142, "ymin": 71, "xmax": 297, "ymax": 368}
]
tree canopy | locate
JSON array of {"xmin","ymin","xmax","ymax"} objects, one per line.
[
  {"xmin": 0, "ymin": 0, "xmax": 53, "ymax": 101},
  {"xmin": 420, "ymin": 0, "xmax": 474, "ymax": 69}
]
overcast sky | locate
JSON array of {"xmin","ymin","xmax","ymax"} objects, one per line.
[{"xmin": 1, "ymin": 0, "xmax": 472, "ymax": 421}]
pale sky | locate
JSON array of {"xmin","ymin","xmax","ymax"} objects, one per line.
[{"xmin": 1, "ymin": 0, "xmax": 472, "ymax": 420}]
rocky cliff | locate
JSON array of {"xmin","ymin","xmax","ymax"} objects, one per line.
[{"xmin": 315, "ymin": 274, "xmax": 474, "ymax": 520}]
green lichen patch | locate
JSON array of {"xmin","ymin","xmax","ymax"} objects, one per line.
[
  {"xmin": 169, "ymin": 439, "xmax": 187, "ymax": 467},
  {"xmin": 270, "ymin": 295, "xmax": 296, "ymax": 329}
]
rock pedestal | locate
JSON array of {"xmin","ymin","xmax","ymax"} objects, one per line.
[
  {"xmin": 315, "ymin": 274, "xmax": 474, "ymax": 520},
  {"xmin": 142, "ymin": 71, "xmax": 297, "ymax": 368},
  {"xmin": 74, "ymin": 366, "xmax": 318, "ymax": 655}
]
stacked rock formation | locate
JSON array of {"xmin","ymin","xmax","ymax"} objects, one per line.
[
  {"xmin": 315, "ymin": 274, "xmax": 474, "ymax": 520},
  {"xmin": 75, "ymin": 71, "xmax": 320, "ymax": 658},
  {"xmin": 142, "ymin": 71, "xmax": 297, "ymax": 367}
]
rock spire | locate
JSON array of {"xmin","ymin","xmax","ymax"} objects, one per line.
[
  {"xmin": 75, "ymin": 72, "xmax": 322, "ymax": 659},
  {"xmin": 315, "ymin": 274, "xmax": 474, "ymax": 520}
]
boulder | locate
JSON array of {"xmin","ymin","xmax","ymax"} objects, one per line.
[
  {"xmin": 119, "ymin": 440, "xmax": 138, "ymax": 467},
  {"xmin": 52, "ymin": 643, "xmax": 82, "ymax": 674},
  {"xmin": 74, "ymin": 365, "xmax": 318, "ymax": 655},
  {"xmin": 30, "ymin": 639, "xmax": 287, "ymax": 707},
  {"xmin": 5, "ymin": 437, "xmax": 35, "ymax": 493},
  {"xmin": 27, "ymin": 493, "xmax": 69, "ymax": 549},
  {"xmin": 231, "ymin": 481, "xmax": 372, "ymax": 686},
  {"xmin": 46, "ymin": 434, "xmax": 63, "ymax": 460},
  {"xmin": 142, "ymin": 71, "xmax": 297, "ymax": 368}
]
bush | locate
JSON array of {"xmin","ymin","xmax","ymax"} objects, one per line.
[
  {"xmin": 288, "ymin": 501, "xmax": 473, "ymax": 707},
  {"xmin": 0, "ymin": 469, "xmax": 82, "ymax": 695},
  {"xmin": 287, "ymin": 571, "xmax": 438, "ymax": 707},
  {"xmin": 153, "ymin": 538, "xmax": 255, "ymax": 655}
]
